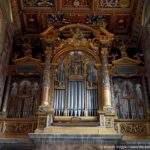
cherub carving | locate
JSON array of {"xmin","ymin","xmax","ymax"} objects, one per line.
[
  {"xmin": 119, "ymin": 42, "xmax": 128, "ymax": 57},
  {"xmin": 22, "ymin": 39, "xmax": 32, "ymax": 57}
]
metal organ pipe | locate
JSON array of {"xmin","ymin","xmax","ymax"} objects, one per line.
[
  {"xmin": 70, "ymin": 81, "xmax": 74, "ymax": 116},
  {"xmin": 61, "ymin": 90, "xmax": 64, "ymax": 116},
  {"xmin": 74, "ymin": 81, "xmax": 77, "ymax": 116},
  {"xmin": 66, "ymin": 79, "xmax": 70, "ymax": 116},
  {"xmin": 78, "ymin": 81, "xmax": 82, "ymax": 116},
  {"xmin": 54, "ymin": 52, "xmax": 99, "ymax": 117}
]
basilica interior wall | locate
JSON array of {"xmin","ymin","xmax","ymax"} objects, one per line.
[
  {"xmin": 0, "ymin": 1, "xmax": 14, "ymax": 111},
  {"xmin": 140, "ymin": 0, "xmax": 150, "ymax": 94},
  {"xmin": 142, "ymin": 28, "xmax": 150, "ymax": 94}
]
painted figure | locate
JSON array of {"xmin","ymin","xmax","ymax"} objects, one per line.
[
  {"xmin": 24, "ymin": 0, "xmax": 54, "ymax": 7},
  {"xmin": 22, "ymin": 39, "xmax": 32, "ymax": 57},
  {"xmin": 100, "ymin": 0, "xmax": 130, "ymax": 8},
  {"xmin": 37, "ymin": 0, "xmax": 54, "ymax": 7}
]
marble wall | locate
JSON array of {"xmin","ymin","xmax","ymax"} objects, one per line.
[
  {"xmin": 139, "ymin": 0, "xmax": 150, "ymax": 94},
  {"xmin": 0, "ymin": 1, "xmax": 14, "ymax": 110},
  {"xmin": 140, "ymin": 27, "xmax": 150, "ymax": 94}
]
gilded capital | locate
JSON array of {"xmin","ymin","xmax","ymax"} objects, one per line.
[
  {"xmin": 101, "ymin": 47, "xmax": 109, "ymax": 56},
  {"xmin": 45, "ymin": 47, "xmax": 52, "ymax": 56}
]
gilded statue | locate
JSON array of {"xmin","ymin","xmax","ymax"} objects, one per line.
[
  {"xmin": 22, "ymin": 39, "xmax": 32, "ymax": 57},
  {"xmin": 74, "ymin": 64, "xmax": 80, "ymax": 75},
  {"xmin": 119, "ymin": 42, "xmax": 128, "ymax": 57},
  {"xmin": 70, "ymin": 28, "xmax": 84, "ymax": 40}
]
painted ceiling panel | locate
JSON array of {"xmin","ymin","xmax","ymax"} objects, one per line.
[{"xmin": 11, "ymin": 0, "xmax": 143, "ymax": 46}]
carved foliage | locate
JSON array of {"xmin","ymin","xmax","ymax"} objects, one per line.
[
  {"xmin": 99, "ymin": 0, "xmax": 131, "ymax": 8},
  {"xmin": 5, "ymin": 122, "xmax": 33, "ymax": 134},
  {"xmin": 120, "ymin": 123, "xmax": 147, "ymax": 135},
  {"xmin": 23, "ymin": 0, "xmax": 55, "ymax": 7},
  {"xmin": 38, "ymin": 117, "xmax": 47, "ymax": 128},
  {"xmin": 105, "ymin": 117, "xmax": 113, "ymax": 128}
]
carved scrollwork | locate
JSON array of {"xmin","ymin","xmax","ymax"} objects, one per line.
[
  {"xmin": 5, "ymin": 123, "xmax": 33, "ymax": 134},
  {"xmin": 120, "ymin": 123, "xmax": 147, "ymax": 135}
]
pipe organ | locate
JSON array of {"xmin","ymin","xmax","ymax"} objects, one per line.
[
  {"xmin": 53, "ymin": 51, "xmax": 98, "ymax": 117},
  {"xmin": 1, "ymin": 24, "xmax": 150, "ymax": 138}
]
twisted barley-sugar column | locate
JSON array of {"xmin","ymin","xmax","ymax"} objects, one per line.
[
  {"xmin": 101, "ymin": 47, "xmax": 112, "ymax": 109},
  {"xmin": 41, "ymin": 47, "xmax": 51, "ymax": 106}
]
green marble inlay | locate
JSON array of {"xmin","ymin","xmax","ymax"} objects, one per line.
[{"xmin": 117, "ymin": 66, "xmax": 137, "ymax": 74}]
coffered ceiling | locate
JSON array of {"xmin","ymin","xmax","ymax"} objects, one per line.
[{"xmin": 11, "ymin": 0, "xmax": 144, "ymax": 47}]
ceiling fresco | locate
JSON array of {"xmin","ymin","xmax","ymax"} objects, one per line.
[
  {"xmin": 63, "ymin": 0, "xmax": 91, "ymax": 8},
  {"xmin": 99, "ymin": 0, "xmax": 131, "ymax": 8},
  {"xmin": 22, "ymin": 0, "xmax": 55, "ymax": 7},
  {"xmin": 21, "ymin": 0, "xmax": 131, "ymax": 9}
]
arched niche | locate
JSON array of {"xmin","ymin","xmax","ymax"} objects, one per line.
[
  {"xmin": 52, "ymin": 46, "xmax": 100, "ymax": 64},
  {"xmin": 51, "ymin": 49, "xmax": 99, "ymax": 118}
]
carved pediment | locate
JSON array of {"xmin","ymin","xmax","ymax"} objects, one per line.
[
  {"xmin": 13, "ymin": 56, "xmax": 43, "ymax": 74},
  {"xmin": 13, "ymin": 56, "xmax": 42, "ymax": 66},
  {"xmin": 41, "ymin": 24, "xmax": 114, "ymax": 44},
  {"xmin": 112, "ymin": 57, "xmax": 140, "ymax": 66}
]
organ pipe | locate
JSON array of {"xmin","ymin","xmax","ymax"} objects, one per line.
[{"xmin": 53, "ymin": 51, "xmax": 98, "ymax": 117}]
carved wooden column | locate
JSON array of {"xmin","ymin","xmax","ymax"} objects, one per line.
[
  {"xmin": 36, "ymin": 47, "xmax": 52, "ymax": 131},
  {"xmin": 97, "ymin": 44, "xmax": 114, "ymax": 128},
  {"xmin": 40, "ymin": 47, "xmax": 51, "ymax": 108},
  {"xmin": 101, "ymin": 47, "xmax": 112, "ymax": 112},
  {"xmin": 84, "ymin": 60, "xmax": 88, "ymax": 116}
]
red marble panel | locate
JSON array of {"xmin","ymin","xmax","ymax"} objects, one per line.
[
  {"xmin": 113, "ymin": 15, "xmax": 131, "ymax": 35},
  {"xmin": 24, "ymin": 14, "xmax": 40, "ymax": 33}
]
